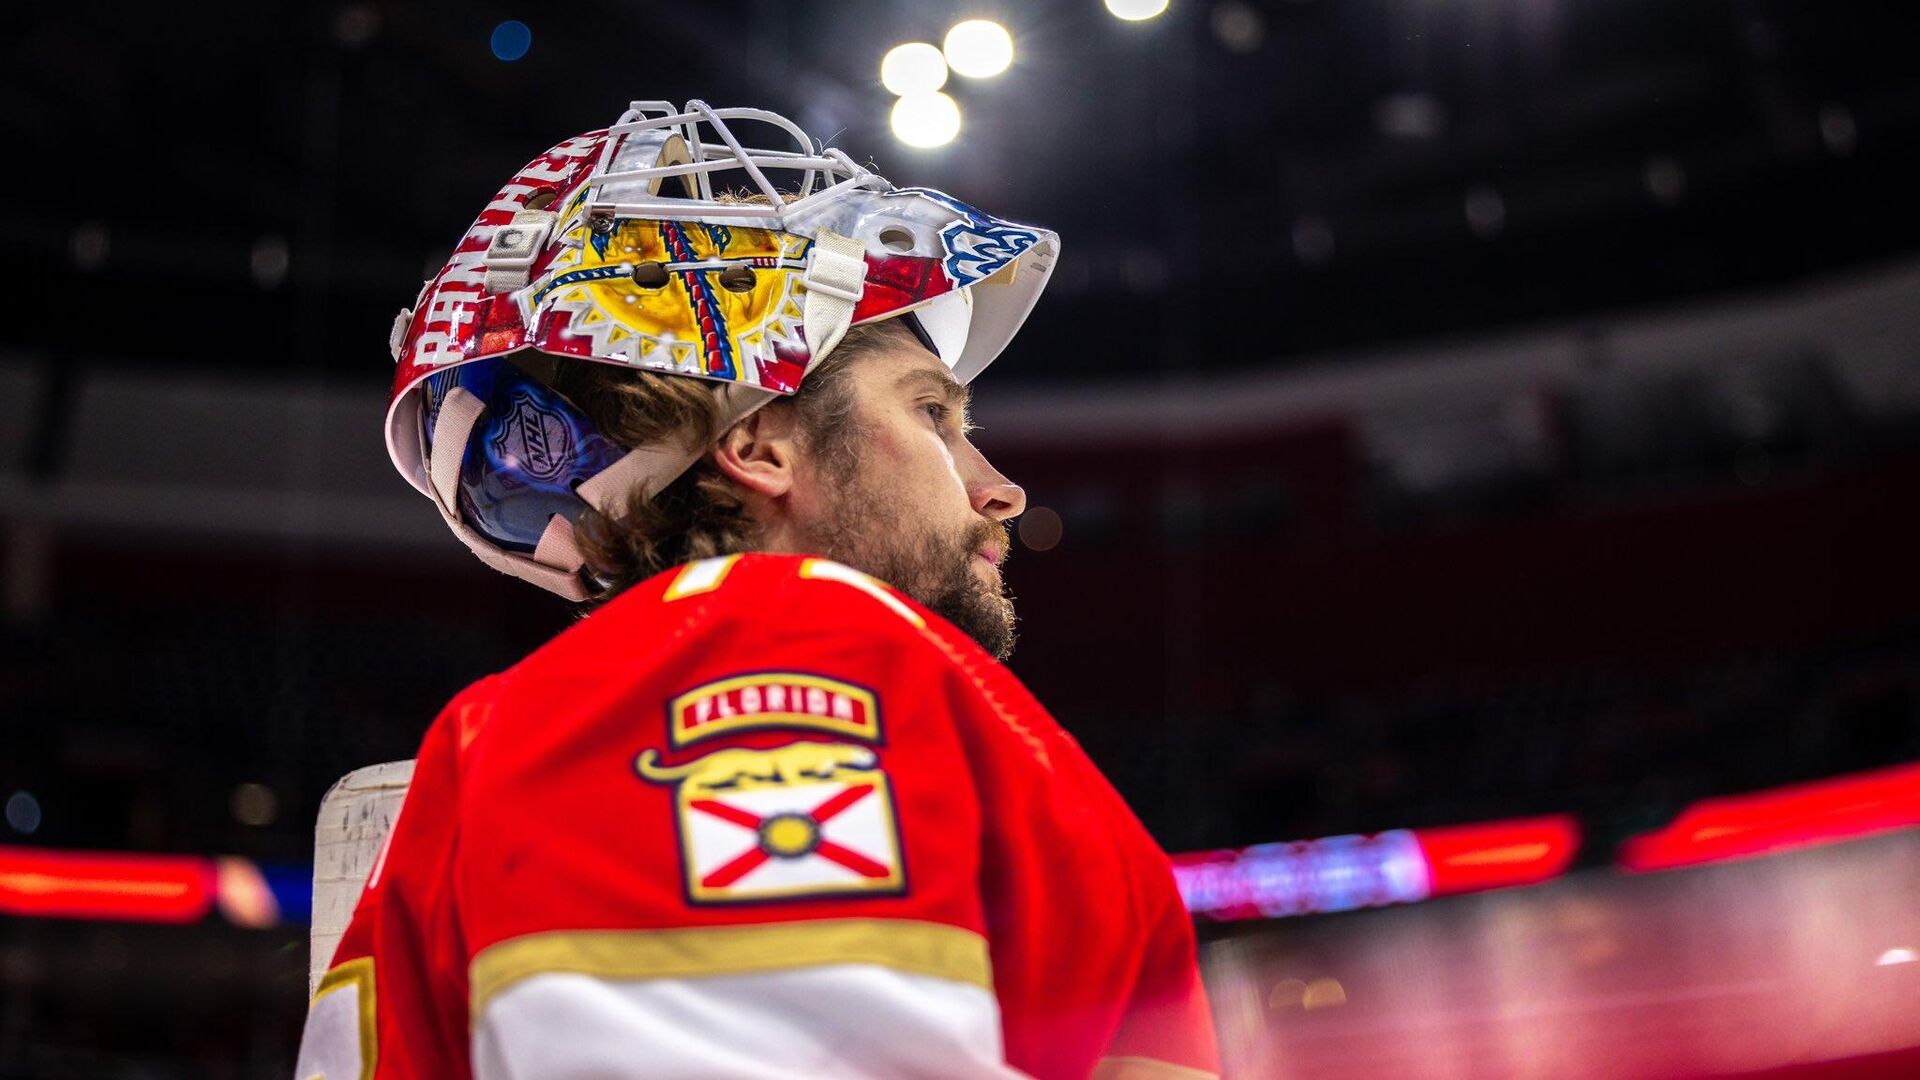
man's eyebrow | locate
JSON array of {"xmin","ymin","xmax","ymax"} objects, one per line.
[{"xmin": 895, "ymin": 369, "xmax": 972, "ymax": 408}]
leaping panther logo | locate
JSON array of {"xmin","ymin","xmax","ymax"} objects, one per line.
[{"xmin": 635, "ymin": 742, "xmax": 878, "ymax": 795}]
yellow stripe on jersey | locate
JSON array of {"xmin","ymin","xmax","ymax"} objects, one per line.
[
  {"xmin": 663, "ymin": 554, "xmax": 742, "ymax": 601},
  {"xmin": 469, "ymin": 918, "xmax": 989, "ymax": 1017},
  {"xmin": 798, "ymin": 558, "xmax": 926, "ymax": 628},
  {"xmin": 308, "ymin": 956, "xmax": 377, "ymax": 1080},
  {"xmin": 1092, "ymin": 1056, "xmax": 1220, "ymax": 1080}
]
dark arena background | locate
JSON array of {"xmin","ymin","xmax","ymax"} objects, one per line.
[{"xmin": 7, "ymin": 1, "xmax": 1920, "ymax": 1076}]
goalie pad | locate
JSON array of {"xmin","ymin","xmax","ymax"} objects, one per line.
[{"xmin": 310, "ymin": 760, "xmax": 415, "ymax": 995}]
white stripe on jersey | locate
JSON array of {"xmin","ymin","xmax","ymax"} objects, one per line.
[{"xmin": 471, "ymin": 963, "xmax": 1030, "ymax": 1080}]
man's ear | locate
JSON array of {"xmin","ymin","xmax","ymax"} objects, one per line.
[{"xmin": 712, "ymin": 403, "xmax": 797, "ymax": 499}]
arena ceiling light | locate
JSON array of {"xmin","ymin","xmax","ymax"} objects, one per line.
[
  {"xmin": 891, "ymin": 91, "xmax": 963, "ymax": 149},
  {"xmin": 1105, "ymin": 0, "xmax": 1170, "ymax": 22},
  {"xmin": 880, "ymin": 41, "xmax": 947, "ymax": 96},
  {"xmin": 943, "ymin": 19, "xmax": 1014, "ymax": 79}
]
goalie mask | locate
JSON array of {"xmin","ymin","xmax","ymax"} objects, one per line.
[{"xmin": 385, "ymin": 100, "xmax": 1059, "ymax": 600}]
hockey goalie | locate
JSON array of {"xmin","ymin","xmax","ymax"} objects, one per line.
[{"xmin": 295, "ymin": 99, "xmax": 1219, "ymax": 1080}]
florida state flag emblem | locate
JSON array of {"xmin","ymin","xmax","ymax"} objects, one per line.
[{"xmin": 636, "ymin": 741, "xmax": 905, "ymax": 904}]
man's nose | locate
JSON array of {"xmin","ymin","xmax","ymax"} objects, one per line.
[{"xmin": 968, "ymin": 449, "xmax": 1027, "ymax": 522}]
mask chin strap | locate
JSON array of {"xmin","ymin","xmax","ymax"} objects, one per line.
[
  {"xmin": 800, "ymin": 229, "xmax": 867, "ymax": 366},
  {"xmin": 573, "ymin": 439, "xmax": 707, "ymax": 515},
  {"xmin": 571, "ymin": 379, "xmax": 776, "ymax": 503}
]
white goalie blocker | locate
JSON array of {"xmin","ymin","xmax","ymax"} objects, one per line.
[{"xmin": 310, "ymin": 760, "xmax": 416, "ymax": 995}]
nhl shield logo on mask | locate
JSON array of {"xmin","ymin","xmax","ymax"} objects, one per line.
[
  {"xmin": 636, "ymin": 742, "xmax": 905, "ymax": 904},
  {"xmin": 491, "ymin": 388, "xmax": 574, "ymax": 483}
]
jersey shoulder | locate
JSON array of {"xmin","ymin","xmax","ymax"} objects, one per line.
[
  {"xmin": 486, "ymin": 552, "xmax": 979, "ymax": 757},
  {"xmin": 453, "ymin": 553, "xmax": 1000, "ymax": 945},
  {"xmin": 550, "ymin": 552, "xmax": 955, "ymax": 667}
]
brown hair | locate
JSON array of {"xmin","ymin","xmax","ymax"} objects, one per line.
[{"xmin": 553, "ymin": 319, "xmax": 914, "ymax": 607}]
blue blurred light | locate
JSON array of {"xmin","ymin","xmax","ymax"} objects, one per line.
[
  {"xmin": 491, "ymin": 20, "xmax": 531, "ymax": 62},
  {"xmin": 263, "ymin": 861, "xmax": 315, "ymax": 922},
  {"xmin": 6, "ymin": 791, "xmax": 42, "ymax": 835}
]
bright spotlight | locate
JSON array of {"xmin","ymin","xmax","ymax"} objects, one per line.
[
  {"xmin": 943, "ymin": 19, "xmax": 1014, "ymax": 79},
  {"xmin": 1106, "ymin": 0, "xmax": 1170, "ymax": 21},
  {"xmin": 890, "ymin": 91, "xmax": 962, "ymax": 149},
  {"xmin": 880, "ymin": 42, "xmax": 948, "ymax": 96}
]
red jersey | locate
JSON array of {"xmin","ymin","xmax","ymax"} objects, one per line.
[{"xmin": 296, "ymin": 553, "xmax": 1218, "ymax": 1080}]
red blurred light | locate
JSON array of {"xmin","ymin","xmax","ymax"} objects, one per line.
[
  {"xmin": 1416, "ymin": 814, "xmax": 1582, "ymax": 895},
  {"xmin": 0, "ymin": 845, "xmax": 215, "ymax": 923},
  {"xmin": 1620, "ymin": 760, "xmax": 1920, "ymax": 872}
]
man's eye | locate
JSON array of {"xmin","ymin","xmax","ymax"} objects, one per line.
[{"xmin": 923, "ymin": 402, "xmax": 950, "ymax": 424}]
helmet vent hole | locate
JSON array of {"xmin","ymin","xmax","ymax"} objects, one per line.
[
  {"xmin": 718, "ymin": 265, "xmax": 757, "ymax": 292},
  {"xmin": 631, "ymin": 262, "xmax": 670, "ymax": 288},
  {"xmin": 878, "ymin": 227, "xmax": 916, "ymax": 253},
  {"xmin": 524, "ymin": 189, "xmax": 557, "ymax": 211}
]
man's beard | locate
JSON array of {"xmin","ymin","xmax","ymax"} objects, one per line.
[{"xmin": 805, "ymin": 466, "xmax": 1018, "ymax": 661}]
